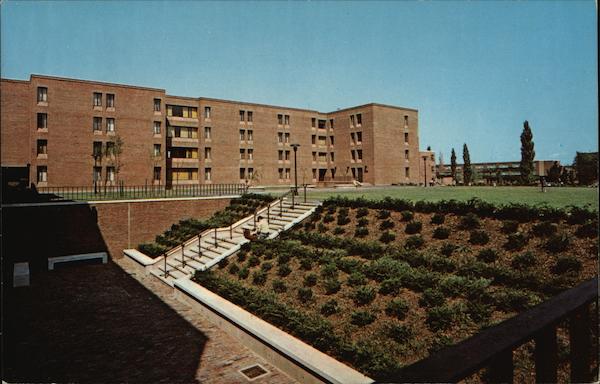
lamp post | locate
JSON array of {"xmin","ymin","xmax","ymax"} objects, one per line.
[
  {"xmin": 290, "ymin": 144, "xmax": 300, "ymax": 195},
  {"xmin": 423, "ymin": 156, "xmax": 427, "ymax": 187}
]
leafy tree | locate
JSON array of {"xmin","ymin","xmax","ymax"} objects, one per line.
[
  {"xmin": 462, "ymin": 143, "xmax": 472, "ymax": 185},
  {"xmin": 519, "ymin": 121, "xmax": 535, "ymax": 184},
  {"xmin": 450, "ymin": 148, "xmax": 457, "ymax": 183},
  {"xmin": 573, "ymin": 152, "xmax": 598, "ymax": 185},
  {"xmin": 107, "ymin": 135, "xmax": 124, "ymax": 183},
  {"xmin": 546, "ymin": 161, "xmax": 562, "ymax": 183}
]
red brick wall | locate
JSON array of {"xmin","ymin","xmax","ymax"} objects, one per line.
[{"xmin": 1, "ymin": 80, "xmax": 31, "ymax": 166}]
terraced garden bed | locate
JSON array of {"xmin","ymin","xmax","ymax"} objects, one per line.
[{"xmin": 193, "ymin": 197, "xmax": 598, "ymax": 380}]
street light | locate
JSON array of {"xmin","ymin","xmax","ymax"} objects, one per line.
[
  {"xmin": 290, "ymin": 144, "xmax": 300, "ymax": 195},
  {"xmin": 423, "ymin": 156, "xmax": 427, "ymax": 187}
]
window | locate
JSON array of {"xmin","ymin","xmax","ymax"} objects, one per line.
[
  {"xmin": 248, "ymin": 168, "xmax": 254, "ymax": 179},
  {"xmin": 311, "ymin": 135, "xmax": 316, "ymax": 145},
  {"xmin": 404, "ymin": 115, "xmax": 408, "ymax": 127},
  {"xmin": 278, "ymin": 150, "xmax": 284, "ymax": 161},
  {"xmin": 153, "ymin": 167, "xmax": 161, "ymax": 181},
  {"xmin": 106, "ymin": 93, "xmax": 115, "ymax": 108},
  {"xmin": 240, "ymin": 129, "xmax": 245, "ymax": 141},
  {"xmin": 350, "ymin": 132, "xmax": 355, "ymax": 144},
  {"xmin": 277, "ymin": 114, "xmax": 283, "ymax": 125},
  {"xmin": 204, "ymin": 147, "xmax": 211, "ymax": 160},
  {"xmin": 93, "ymin": 117, "xmax": 102, "ymax": 132},
  {"xmin": 278, "ymin": 168, "xmax": 284, "ymax": 179},
  {"xmin": 356, "ymin": 132, "xmax": 362, "ymax": 143},
  {"xmin": 247, "ymin": 111, "xmax": 253, "ymax": 122},
  {"xmin": 318, "ymin": 119, "xmax": 326, "ymax": 129},
  {"xmin": 350, "ymin": 115, "xmax": 355, "ymax": 126},
  {"xmin": 356, "ymin": 113, "xmax": 362, "ymax": 125},
  {"xmin": 285, "ymin": 150, "xmax": 290, "ymax": 161},
  {"xmin": 93, "ymin": 166, "xmax": 102, "ymax": 181},
  {"xmin": 153, "ymin": 144, "xmax": 161, "ymax": 157},
  {"xmin": 278, "ymin": 132, "xmax": 283, "ymax": 143},
  {"xmin": 93, "ymin": 92, "xmax": 102, "ymax": 107},
  {"xmin": 330, "ymin": 136, "xmax": 335, "ymax": 146},
  {"xmin": 352, "ymin": 150, "xmax": 357, "ymax": 161},
  {"xmin": 284, "ymin": 133, "xmax": 290, "ymax": 143},
  {"xmin": 106, "ymin": 118, "xmax": 115, "ymax": 132},
  {"xmin": 312, "ymin": 169, "xmax": 317, "ymax": 180},
  {"xmin": 311, "ymin": 118, "xmax": 316, "ymax": 128},
  {"xmin": 204, "ymin": 106, "xmax": 211, "ymax": 119},
  {"xmin": 357, "ymin": 150, "xmax": 363, "ymax": 161},
  {"xmin": 105, "ymin": 142, "xmax": 115, "ymax": 157},
  {"xmin": 107, "ymin": 167, "xmax": 115, "ymax": 182},
  {"xmin": 37, "ymin": 113, "xmax": 48, "ymax": 129},
  {"xmin": 240, "ymin": 149, "xmax": 246, "ymax": 159},
  {"xmin": 168, "ymin": 105, "xmax": 198, "ymax": 118},
  {"xmin": 405, "ymin": 150, "xmax": 409, "ymax": 160},
  {"xmin": 154, "ymin": 121, "xmax": 161, "ymax": 135},
  {"xmin": 247, "ymin": 149, "xmax": 253, "ymax": 160},
  {"xmin": 204, "ymin": 127, "xmax": 211, "ymax": 139},
  {"xmin": 154, "ymin": 98, "xmax": 161, "ymax": 112},
  {"xmin": 93, "ymin": 141, "xmax": 103, "ymax": 157},
  {"xmin": 240, "ymin": 168, "xmax": 246, "ymax": 179},
  {"xmin": 312, "ymin": 152, "xmax": 317, "ymax": 162},
  {"xmin": 240, "ymin": 110, "xmax": 245, "ymax": 121},
  {"xmin": 329, "ymin": 119, "xmax": 334, "ymax": 129},
  {"xmin": 319, "ymin": 152, "xmax": 327, "ymax": 162},
  {"xmin": 405, "ymin": 167, "xmax": 410, "ymax": 178},
  {"xmin": 37, "ymin": 87, "xmax": 48, "ymax": 103},
  {"xmin": 404, "ymin": 132, "xmax": 409, "ymax": 143},
  {"xmin": 284, "ymin": 114, "xmax": 290, "ymax": 125},
  {"xmin": 318, "ymin": 136, "xmax": 326, "ymax": 146},
  {"xmin": 37, "ymin": 139, "xmax": 47, "ymax": 155},
  {"xmin": 330, "ymin": 152, "xmax": 335, "ymax": 162},
  {"xmin": 205, "ymin": 168, "xmax": 212, "ymax": 181},
  {"xmin": 247, "ymin": 130, "xmax": 253, "ymax": 141},
  {"xmin": 37, "ymin": 166, "xmax": 47, "ymax": 182},
  {"xmin": 285, "ymin": 168, "xmax": 290, "ymax": 179}
]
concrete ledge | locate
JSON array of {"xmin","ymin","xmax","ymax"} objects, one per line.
[
  {"xmin": 48, "ymin": 252, "xmax": 108, "ymax": 270},
  {"xmin": 13, "ymin": 262, "xmax": 30, "ymax": 287},
  {"xmin": 174, "ymin": 278, "xmax": 373, "ymax": 384},
  {"xmin": 124, "ymin": 249, "xmax": 161, "ymax": 275}
]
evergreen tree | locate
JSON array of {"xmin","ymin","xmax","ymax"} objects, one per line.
[
  {"xmin": 463, "ymin": 144, "xmax": 472, "ymax": 185},
  {"xmin": 450, "ymin": 148, "xmax": 457, "ymax": 183},
  {"xmin": 547, "ymin": 161, "xmax": 562, "ymax": 183},
  {"xmin": 519, "ymin": 120, "xmax": 535, "ymax": 184}
]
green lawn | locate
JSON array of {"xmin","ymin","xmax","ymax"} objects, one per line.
[{"xmin": 304, "ymin": 186, "xmax": 598, "ymax": 209}]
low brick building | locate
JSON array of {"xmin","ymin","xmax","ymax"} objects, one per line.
[
  {"xmin": 1, "ymin": 74, "xmax": 428, "ymax": 187},
  {"xmin": 436, "ymin": 160, "xmax": 559, "ymax": 185}
]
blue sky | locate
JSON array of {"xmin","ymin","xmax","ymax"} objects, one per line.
[{"xmin": 1, "ymin": 1, "xmax": 597, "ymax": 164}]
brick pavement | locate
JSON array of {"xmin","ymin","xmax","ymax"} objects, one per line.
[{"xmin": 3, "ymin": 259, "xmax": 296, "ymax": 384}]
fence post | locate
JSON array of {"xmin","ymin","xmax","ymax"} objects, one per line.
[
  {"xmin": 292, "ymin": 188, "xmax": 295, "ymax": 209},
  {"xmin": 163, "ymin": 252, "xmax": 169, "ymax": 278},
  {"xmin": 304, "ymin": 184, "xmax": 307, "ymax": 203},
  {"xmin": 570, "ymin": 305, "xmax": 592, "ymax": 383},
  {"xmin": 253, "ymin": 211, "xmax": 257, "ymax": 230},
  {"xmin": 488, "ymin": 349, "xmax": 513, "ymax": 384},
  {"xmin": 279, "ymin": 198, "xmax": 283, "ymax": 217},
  {"xmin": 534, "ymin": 326, "xmax": 558, "ymax": 383},
  {"xmin": 181, "ymin": 243, "xmax": 186, "ymax": 267},
  {"xmin": 230, "ymin": 224, "xmax": 233, "ymax": 239},
  {"xmin": 198, "ymin": 233, "xmax": 202, "ymax": 257},
  {"xmin": 214, "ymin": 228, "xmax": 218, "ymax": 248},
  {"xmin": 267, "ymin": 205, "xmax": 270, "ymax": 223}
]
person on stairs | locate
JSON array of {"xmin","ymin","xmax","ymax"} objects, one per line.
[{"xmin": 256, "ymin": 215, "xmax": 270, "ymax": 239}]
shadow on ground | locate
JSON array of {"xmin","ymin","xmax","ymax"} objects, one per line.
[{"xmin": 3, "ymin": 261, "xmax": 207, "ymax": 383}]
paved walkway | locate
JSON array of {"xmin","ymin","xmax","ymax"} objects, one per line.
[{"xmin": 3, "ymin": 258, "xmax": 295, "ymax": 384}]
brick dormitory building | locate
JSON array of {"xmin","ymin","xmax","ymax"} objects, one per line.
[{"xmin": 1, "ymin": 74, "xmax": 431, "ymax": 188}]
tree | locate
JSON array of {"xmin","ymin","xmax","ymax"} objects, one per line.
[
  {"xmin": 106, "ymin": 135, "xmax": 124, "ymax": 183},
  {"xmin": 519, "ymin": 120, "xmax": 535, "ymax": 184},
  {"xmin": 437, "ymin": 152, "xmax": 444, "ymax": 179},
  {"xmin": 450, "ymin": 148, "xmax": 457, "ymax": 183},
  {"xmin": 547, "ymin": 161, "xmax": 562, "ymax": 183},
  {"xmin": 573, "ymin": 152, "xmax": 598, "ymax": 185},
  {"xmin": 462, "ymin": 143, "xmax": 472, "ymax": 185}
]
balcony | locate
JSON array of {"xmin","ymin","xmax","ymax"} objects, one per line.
[{"xmin": 169, "ymin": 158, "xmax": 199, "ymax": 168}]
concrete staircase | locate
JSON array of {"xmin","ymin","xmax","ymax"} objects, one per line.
[{"xmin": 124, "ymin": 197, "xmax": 320, "ymax": 286}]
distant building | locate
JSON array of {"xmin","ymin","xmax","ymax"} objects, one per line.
[
  {"xmin": 436, "ymin": 160, "xmax": 559, "ymax": 185},
  {"xmin": 1, "ymin": 74, "xmax": 429, "ymax": 188}
]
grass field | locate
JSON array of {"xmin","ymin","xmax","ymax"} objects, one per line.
[{"xmin": 304, "ymin": 186, "xmax": 599, "ymax": 210}]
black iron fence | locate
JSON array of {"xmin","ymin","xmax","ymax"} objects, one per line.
[
  {"xmin": 37, "ymin": 183, "xmax": 247, "ymax": 202},
  {"xmin": 391, "ymin": 277, "xmax": 598, "ymax": 383}
]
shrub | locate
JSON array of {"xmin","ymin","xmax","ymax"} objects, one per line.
[
  {"xmin": 297, "ymin": 287, "xmax": 313, "ymax": 303},
  {"xmin": 385, "ymin": 298, "xmax": 409, "ymax": 319},
  {"xmin": 351, "ymin": 311, "xmax": 376, "ymax": 326},
  {"xmin": 238, "ymin": 267, "xmax": 249, "ymax": 280},
  {"xmin": 460, "ymin": 213, "xmax": 480, "ymax": 229},
  {"xmin": 426, "ymin": 305, "xmax": 455, "ymax": 331},
  {"xmin": 544, "ymin": 233, "xmax": 572, "ymax": 253},
  {"xmin": 401, "ymin": 211, "xmax": 414, "ymax": 222},
  {"xmin": 318, "ymin": 223, "xmax": 327, "ymax": 233},
  {"xmin": 347, "ymin": 271, "xmax": 367, "ymax": 286},
  {"xmin": 138, "ymin": 243, "xmax": 167, "ymax": 257},
  {"xmin": 493, "ymin": 289, "xmax": 541, "ymax": 311},
  {"xmin": 356, "ymin": 207, "xmax": 369, "ymax": 218},
  {"xmin": 338, "ymin": 207, "xmax": 350, "ymax": 216},
  {"xmin": 333, "ymin": 226, "xmax": 346, "ymax": 235},
  {"xmin": 337, "ymin": 258, "xmax": 362, "ymax": 274},
  {"xmin": 337, "ymin": 215, "xmax": 351, "ymax": 226},
  {"xmin": 477, "ymin": 248, "xmax": 499, "ymax": 263},
  {"xmin": 353, "ymin": 286, "xmax": 376, "ymax": 305},
  {"xmin": 433, "ymin": 226, "xmax": 451, "ymax": 240},
  {"xmin": 355, "ymin": 227, "xmax": 369, "ymax": 238},
  {"xmin": 327, "ymin": 205, "xmax": 336, "ymax": 214},
  {"xmin": 252, "ymin": 270, "xmax": 267, "ymax": 285},
  {"xmin": 576, "ymin": 221, "xmax": 598, "ymax": 238},
  {"xmin": 429, "ymin": 256, "xmax": 456, "ymax": 273},
  {"xmin": 379, "ymin": 231, "xmax": 396, "ymax": 244},
  {"xmin": 428, "ymin": 334, "xmax": 454, "ymax": 354},
  {"xmin": 501, "ymin": 220, "xmax": 519, "ymax": 234},
  {"xmin": 303, "ymin": 273, "xmax": 318, "ymax": 287},
  {"xmin": 387, "ymin": 324, "xmax": 413, "ymax": 343},
  {"xmin": 551, "ymin": 256, "xmax": 582, "ymax": 275},
  {"xmin": 320, "ymin": 299, "xmax": 339, "ymax": 316},
  {"xmin": 260, "ymin": 261, "xmax": 273, "ymax": 272},
  {"xmin": 357, "ymin": 218, "xmax": 369, "ymax": 227},
  {"xmin": 228, "ymin": 263, "xmax": 240, "ymax": 275},
  {"xmin": 440, "ymin": 242, "xmax": 457, "ymax": 257},
  {"xmin": 419, "ymin": 288, "xmax": 445, "ymax": 307},
  {"xmin": 272, "ymin": 279, "xmax": 287, "ymax": 293},
  {"xmin": 504, "ymin": 232, "xmax": 528, "ymax": 251},
  {"xmin": 511, "ymin": 252, "xmax": 536, "ymax": 269},
  {"xmin": 469, "ymin": 230, "xmax": 490, "ymax": 245},
  {"xmin": 379, "ymin": 278, "xmax": 402, "ymax": 295},
  {"xmin": 531, "ymin": 221, "xmax": 558, "ymax": 237},
  {"xmin": 321, "ymin": 263, "xmax": 338, "ymax": 279},
  {"xmin": 466, "ymin": 301, "xmax": 493, "ymax": 323},
  {"xmin": 379, "ymin": 219, "xmax": 395, "ymax": 230},
  {"xmin": 277, "ymin": 252, "xmax": 291, "ymax": 265},
  {"xmin": 405, "ymin": 221, "xmax": 423, "ymax": 234},
  {"xmin": 277, "ymin": 263, "xmax": 292, "ymax": 277},
  {"xmin": 567, "ymin": 206, "xmax": 597, "ymax": 225},
  {"xmin": 405, "ymin": 235, "xmax": 424, "ymax": 249},
  {"xmin": 304, "ymin": 221, "xmax": 316, "ymax": 231},
  {"xmin": 299, "ymin": 258, "xmax": 313, "ymax": 271},
  {"xmin": 237, "ymin": 251, "xmax": 248, "ymax": 262},
  {"xmin": 431, "ymin": 213, "xmax": 445, "ymax": 225},
  {"xmin": 378, "ymin": 210, "xmax": 391, "ymax": 219},
  {"xmin": 247, "ymin": 255, "xmax": 260, "ymax": 267},
  {"xmin": 323, "ymin": 278, "xmax": 342, "ymax": 294}
]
